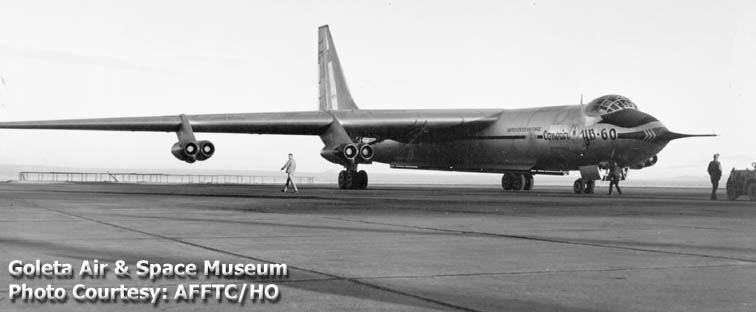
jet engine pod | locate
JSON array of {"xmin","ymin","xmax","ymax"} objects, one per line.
[
  {"xmin": 343, "ymin": 144, "xmax": 358, "ymax": 160},
  {"xmin": 359, "ymin": 144, "xmax": 374, "ymax": 161},
  {"xmin": 196, "ymin": 140, "xmax": 215, "ymax": 161},
  {"xmin": 171, "ymin": 141, "xmax": 199, "ymax": 163}
]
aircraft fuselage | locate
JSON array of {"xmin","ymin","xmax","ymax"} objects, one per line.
[{"xmin": 346, "ymin": 105, "xmax": 668, "ymax": 173}]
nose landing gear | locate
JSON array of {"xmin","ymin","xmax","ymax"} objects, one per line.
[{"xmin": 573, "ymin": 179, "xmax": 596, "ymax": 194}]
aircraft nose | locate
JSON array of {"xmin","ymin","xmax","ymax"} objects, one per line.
[
  {"xmin": 599, "ymin": 109, "xmax": 713, "ymax": 143},
  {"xmin": 616, "ymin": 125, "xmax": 669, "ymax": 143},
  {"xmin": 654, "ymin": 127, "xmax": 717, "ymax": 141},
  {"xmin": 615, "ymin": 123, "xmax": 715, "ymax": 143}
]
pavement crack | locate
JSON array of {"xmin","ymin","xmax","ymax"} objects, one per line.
[
  {"xmin": 36, "ymin": 206, "xmax": 484, "ymax": 312},
  {"xmin": 347, "ymin": 263, "xmax": 751, "ymax": 280},
  {"xmin": 326, "ymin": 216, "xmax": 756, "ymax": 264}
]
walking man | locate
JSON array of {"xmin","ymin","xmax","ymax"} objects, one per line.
[
  {"xmin": 707, "ymin": 153, "xmax": 722, "ymax": 200},
  {"xmin": 608, "ymin": 161, "xmax": 622, "ymax": 195},
  {"xmin": 280, "ymin": 153, "xmax": 298, "ymax": 193}
]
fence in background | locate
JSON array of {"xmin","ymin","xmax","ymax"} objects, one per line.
[{"xmin": 17, "ymin": 171, "xmax": 315, "ymax": 185}]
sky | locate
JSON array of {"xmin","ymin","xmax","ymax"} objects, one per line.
[{"xmin": 0, "ymin": 0, "xmax": 754, "ymax": 181}]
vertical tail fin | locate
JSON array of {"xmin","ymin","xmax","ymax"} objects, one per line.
[{"xmin": 318, "ymin": 25, "xmax": 358, "ymax": 111}]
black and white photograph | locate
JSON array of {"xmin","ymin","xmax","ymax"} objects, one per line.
[{"xmin": 0, "ymin": 0, "xmax": 755, "ymax": 311}]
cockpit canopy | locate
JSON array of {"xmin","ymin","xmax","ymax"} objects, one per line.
[
  {"xmin": 584, "ymin": 95, "xmax": 638, "ymax": 116},
  {"xmin": 587, "ymin": 94, "xmax": 659, "ymax": 128}
]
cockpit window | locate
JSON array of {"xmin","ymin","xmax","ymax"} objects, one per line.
[{"xmin": 585, "ymin": 95, "xmax": 638, "ymax": 115}]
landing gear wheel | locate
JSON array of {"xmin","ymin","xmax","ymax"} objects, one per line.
[
  {"xmin": 501, "ymin": 173, "xmax": 514, "ymax": 190},
  {"xmin": 524, "ymin": 174, "xmax": 534, "ymax": 191},
  {"xmin": 573, "ymin": 179, "xmax": 585, "ymax": 194},
  {"xmin": 356, "ymin": 170, "xmax": 368, "ymax": 190},
  {"xmin": 727, "ymin": 184, "xmax": 739, "ymax": 201},
  {"xmin": 338, "ymin": 170, "xmax": 347, "ymax": 189},
  {"xmin": 344, "ymin": 170, "xmax": 354, "ymax": 189},
  {"xmin": 748, "ymin": 183, "xmax": 756, "ymax": 201},
  {"xmin": 584, "ymin": 180, "xmax": 595, "ymax": 194},
  {"xmin": 511, "ymin": 174, "xmax": 526, "ymax": 191}
]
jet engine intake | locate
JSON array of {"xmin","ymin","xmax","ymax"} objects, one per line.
[
  {"xmin": 196, "ymin": 140, "xmax": 215, "ymax": 161},
  {"xmin": 359, "ymin": 144, "xmax": 374, "ymax": 161},
  {"xmin": 320, "ymin": 143, "xmax": 375, "ymax": 165},
  {"xmin": 343, "ymin": 144, "xmax": 358, "ymax": 160},
  {"xmin": 171, "ymin": 141, "xmax": 199, "ymax": 163}
]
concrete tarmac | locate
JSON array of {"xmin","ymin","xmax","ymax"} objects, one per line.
[{"xmin": 0, "ymin": 182, "xmax": 754, "ymax": 311}]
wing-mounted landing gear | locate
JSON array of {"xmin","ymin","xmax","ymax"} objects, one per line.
[
  {"xmin": 319, "ymin": 118, "xmax": 374, "ymax": 190},
  {"xmin": 501, "ymin": 173, "xmax": 534, "ymax": 191},
  {"xmin": 338, "ymin": 168, "xmax": 368, "ymax": 190},
  {"xmin": 332, "ymin": 142, "xmax": 373, "ymax": 190}
]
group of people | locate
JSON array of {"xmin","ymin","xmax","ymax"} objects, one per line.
[
  {"xmin": 601, "ymin": 154, "xmax": 726, "ymax": 198},
  {"xmin": 606, "ymin": 154, "xmax": 723, "ymax": 198},
  {"xmin": 280, "ymin": 153, "xmax": 726, "ymax": 199}
]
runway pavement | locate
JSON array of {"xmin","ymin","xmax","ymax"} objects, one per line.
[{"xmin": 0, "ymin": 182, "xmax": 754, "ymax": 311}]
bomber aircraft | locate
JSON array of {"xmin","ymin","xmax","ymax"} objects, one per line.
[{"xmin": 0, "ymin": 26, "xmax": 714, "ymax": 193}]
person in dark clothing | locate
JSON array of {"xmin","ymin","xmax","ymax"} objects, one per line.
[
  {"xmin": 608, "ymin": 162, "xmax": 622, "ymax": 195},
  {"xmin": 707, "ymin": 153, "xmax": 722, "ymax": 200}
]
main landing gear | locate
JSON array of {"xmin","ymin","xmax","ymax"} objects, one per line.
[
  {"xmin": 573, "ymin": 178, "xmax": 596, "ymax": 194},
  {"xmin": 501, "ymin": 173, "xmax": 534, "ymax": 191},
  {"xmin": 338, "ymin": 169, "xmax": 368, "ymax": 190}
]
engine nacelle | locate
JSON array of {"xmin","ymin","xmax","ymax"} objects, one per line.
[
  {"xmin": 171, "ymin": 141, "xmax": 199, "ymax": 163},
  {"xmin": 320, "ymin": 143, "xmax": 374, "ymax": 165},
  {"xmin": 196, "ymin": 140, "xmax": 215, "ymax": 161},
  {"xmin": 359, "ymin": 144, "xmax": 374, "ymax": 161},
  {"xmin": 630, "ymin": 155, "xmax": 658, "ymax": 169},
  {"xmin": 343, "ymin": 143, "xmax": 358, "ymax": 160}
]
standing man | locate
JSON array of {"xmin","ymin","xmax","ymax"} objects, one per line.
[
  {"xmin": 280, "ymin": 153, "xmax": 298, "ymax": 193},
  {"xmin": 707, "ymin": 153, "xmax": 722, "ymax": 200},
  {"xmin": 608, "ymin": 161, "xmax": 622, "ymax": 195}
]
